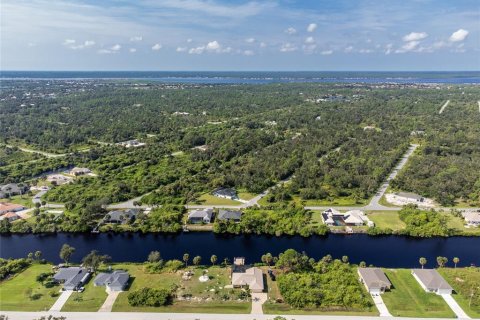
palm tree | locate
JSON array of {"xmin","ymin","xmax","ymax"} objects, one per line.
[
  {"xmin": 436, "ymin": 256, "xmax": 448, "ymax": 268},
  {"xmin": 341, "ymin": 255, "xmax": 349, "ymax": 264},
  {"xmin": 419, "ymin": 257, "xmax": 427, "ymax": 269},
  {"xmin": 183, "ymin": 253, "xmax": 189, "ymax": 267},
  {"xmin": 193, "ymin": 256, "xmax": 201, "ymax": 266},
  {"xmin": 210, "ymin": 255, "xmax": 217, "ymax": 266},
  {"xmin": 453, "ymin": 257, "xmax": 460, "ymax": 269}
]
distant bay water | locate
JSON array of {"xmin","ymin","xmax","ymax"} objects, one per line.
[{"xmin": 1, "ymin": 71, "xmax": 479, "ymax": 84}]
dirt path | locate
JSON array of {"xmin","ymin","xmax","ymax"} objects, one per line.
[{"xmin": 438, "ymin": 100, "xmax": 450, "ymax": 114}]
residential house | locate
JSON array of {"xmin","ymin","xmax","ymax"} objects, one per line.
[
  {"xmin": 187, "ymin": 209, "xmax": 213, "ymax": 224},
  {"xmin": 212, "ymin": 188, "xmax": 238, "ymax": 200},
  {"xmin": 69, "ymin": 167, "xmax": 91, "ymax": 176},
  {"xmin": 0, "ymin": 183, "xmax": 28, "ymax": 199},
  {"xmin": 94, "ymin": 270, "xmax": 129, "ymax": 291},
  {"xmin": 117, "ymin": 140, "xmax": 146, "ymax": 148},
  {"xmin": 231, "ymin": 257, "xmax": 264, "ymax": 293},
  {"xmin": 358, "ymin": 268, "xmax": 392, "ymax": 294},
  {"xmin": 217, "ymin": 209, "xmax": 242, "ymax": 222},
  {"xmin": 0, "ymin": 203, "xmax": 26, "ymax": 215},
  {"xmin": 0, "ymin": 212, "xmax": 20, "ymax": 222},
  {"xmin": 411, "ymin": 269, "xmax": 453, "ymax": 295},
  {"xmin": 47, "ymin": 174, "xmax": 73, "ymax": 185},
  {"xmin": 53, "ymin": 267, "xmax": 91, "ymax": 291},
  {"xmin": 105, "ymin": 209, "xmax": 140, "ymax": 224},
  {"xmin": 463, "ymin": 211, "xmax": 480, "ymax": 227},
  {"xmin": 322, "ymin": 208, "xmax": 373, "ymax": 227}
]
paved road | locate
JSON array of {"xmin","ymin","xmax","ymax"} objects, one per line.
[
  {"xmin": 0, "ymin": 311, "xmax": 465, "ymax": 320},
  {"xmin": 439, "ymin": 100, "xmax": 450, "ymax": 114},
  {"xmin": 371, "ymin": 294, "xmax": 392, "ymax": 317},
  {"xmin": 98, "ymin": 291, "xmax": 120, "ymax": 312},
  {"xmin": 441, "ymin": 294, "xmax": 471, "ymax": 319},
  {"xmin": 49, "ymin": 290, "xmax": 73, "ymax": 312},
  {"xmin": 107, "ymin": 195, "xmax": 151, "ymax": 209}
]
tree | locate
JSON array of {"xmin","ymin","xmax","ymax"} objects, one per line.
[
  {"xmin": 82, "ymin": 250, "xmax": 111, "ymax": 272},
  {"xmin": 27, "ymin": 252, "xmax": 34, "ymax": 260},
  {"xmin": 35, "ymin": 202, "xmax": 41, "ymax": 209},
  {"xmin": 359, "ymin": 261, "xmax": 366, "ymax": 268},
  {"xmin": 34, "ymin": 251, "xmax": 42, "ymax": 261},
  {"xmin": 262, "ymin": 253, "xmax": 273, "ymax": 266},
  {"xmin": 193, "ymin": 256, "xmax": 201, "ymax": 266},
  {"xmin": 419, "ymin": 257, "xmax": 427, "ymax": 269},
  {"xmin": 59, "ymin": 244, "xmax": 75, "ymax": 264},
  {"xmin": 210, "ymin": 255, "xmax": 217, "ymax": 266},
  {"xmin": 147, "ymin": 251, "xmax": 161, "ymax": 263},
  {"xmin": 453, "ymin": 257, "xmax": 460, "ymax": 268},
  {"xmin": 183, "ymin": 253, "xmax": 189, "ymax": 267},
  {"xmin": 436, "ymin": 256, "xmax": 448, "ymax": 268},
  {"xmin": 342, "ymin": 255, "xmax": 349, "ymax": 264},
  {"xmin": 223, "ymin": 257, "xmax": 230, "ymax": 266}
]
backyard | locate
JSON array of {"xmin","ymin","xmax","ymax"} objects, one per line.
[
  {"xmin": 0, "ymin": 264, "xmax": 58, "ymax": 311},
  {"xmin": 382, "ymin": 269, "xmax": 455, "ymax": 318},
  {"xmin": 61, "ymin": 277, "xmax": 108, "ymax": 311}
]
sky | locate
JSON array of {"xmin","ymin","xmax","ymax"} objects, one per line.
[{"xmin": 1, "ymin": 0, "xmax": 480, "ymax": 71}]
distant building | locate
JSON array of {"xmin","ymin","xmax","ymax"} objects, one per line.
[
  {"xmin": 0, "ymin": 183, "xmax": 28, "ymax": 199},
  {"xmin": 94, "ymin": 270, "xmax": 129, "ymax": 291},
  {"xmin": 322, "ymin": 209, "xmax": 373, "ymax": 227},
  {"xmin": 116, "ymin": 139, "xmax": 146, "ymax": 148},
  {"xmin": 212, "ymin": 188, "xmax": 237, "ymax": 200},
  {"xmin": 463, "ymin": 211, "xmax": 480, "ymax": 227},
  {"xmin": 69, "ymin": 167, "xmax": 91, "ymax": 176},
  {"xmin": 53, "ymin": 267, "xmax": 91, "ymax": 291},
  {"xmin": 105, "ymin": 209, "xmax": 140, "ymax": 224},
  {"xmin": 0, "ymin": 203, "xmax": 26, "ymax": 215},
  {"xmin": 358, "ymin": 268, "xmax": 391, "ymax": 294},
  {"xmin": 386, "ymin": 192, "xmax": 435, "ymax": 208},
  {"xmin": 411, "ymin": 269, "xmax": 453, "ymax": 295},
  {"xmin": 410, "ymin": 130, "xmax": 425, "ymax": 136},
  {"xmin": 0, "ymin": 212, "xmax": 20, "ymax": 222},
  {"xmin": 47, "ymin": 174, "xmax": 73, "ymax": 185},
  {"xmin": 363, "ymin": 125, "xmax": 376, "ymax": 131},
  {"xmin": 187, "ymin": 209, "xmax": 213, "ymax": 224},
  {"xmin": 217, "ymin": 209, "xmax": 242, "ymax": 222},
  {"xmin": 231, "ymin": 257, "xmax": 264, "ymax": 293}
]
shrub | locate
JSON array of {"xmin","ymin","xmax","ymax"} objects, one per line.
[
  {"xmin": 127, "ymin": 288, "xmax": 172, "ymax": 307},
  {"xmin": 162, "ymin": 260, "xmax": 184, "ymax": 272}
]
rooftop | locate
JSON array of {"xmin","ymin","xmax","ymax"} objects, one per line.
[
  {"xmin": 412, "ymin": 269, "xmax": 453, "ymax": 291},
  {"xmin": 358, "ymin": 268, "xmax": 391, "ymax": 289}
]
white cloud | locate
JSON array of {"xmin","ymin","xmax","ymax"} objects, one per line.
[
  {"xmin": 188, "ymin": 41, "xmax": 230, "ymax": 54},
  {"xmin": 303, "ymin": 44, "xmax": 317, "ymax": 54},
  {"xmin": 305, "ymin": 36, "xmax": 315, "ymax": 44},
  {"xmin": 206, "ymin": 40, "xmax": 220, "ymax": 51},
  {"xmin": 111, "ymin": 44, "xmax": 121, "ymax": 51},
  {"xmin": 176, "ymin": 46, "xmax": 187, "ymax": 52},
  {"xmin": 396, "ymin": 40, "xmax": 419, "ymax": 53},
  {"xmin": 344, "ymin": 46, "xmax": 354, "ymax": 53},
  {"xmin": 63, "ymin": 39, "xmax": 76, "ymax": 45},
  {"xmin": 63, "ymin": 39, "xmax": 95, "ymax": 50},
  {"xmin": 280, "ymin": 43, "xmax": 297, "ymax": 52},
  {"xmin": 307, "ymin": 23, "xmax": 317, "ymax": 32},
  {"xmin": 402, "ymin": 32, "xmax": 428, "ymax": 42},
  {"xmin": 129, "ymin": 48, "xmax": 137, "ymax": 53},
  {"xmin": 359, "ymin": 48, "xmax": 373, "ymax": 54},
  {"xmin": 385, "ymin": 43, "xmax": 393, "ymax": 55},
  {"xmin": 449, "ymin": 29, "xmax": 469, "ymax": 42},
  {"xmin": 285, "ymin": 27, "xmax": 296, "ymax": 35},
  {"xmin": 243, "ymin": 50, "xmax": 254, "ymax": 56},
  {"xmin": 152, "ymin": 43, "xmax": 162, "ymax": 50},
  {"xmin": 259, "ymin": 42, "xmax": 266, "ymax": 48},
  {"xmin": 320, "ymin": 50, "xmax": 333, "ymax": 55},
  {"xmin": 98, "ymin": 49, "xmax": 111, "ymax": 54},
  {"xmin": 130, "ymin": 36, "xmax": 142, "ymax": 42},
  {"xmin": 187, "ymin": 38, "xmax": 193, "ymax": 43},
  {"xmin": 245, "ymin": 38, "xmax": 255, "ymax": 43},
  {"xmin": 84, "ymin": 40, "xmax": 95, "ymax": 47},
  {"xmin": 189, "ymin": 46, "xmax": 205, "ymax": 54}
]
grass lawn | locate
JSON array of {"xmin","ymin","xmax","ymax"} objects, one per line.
[
  {"xmin": 309, "ymin": 211, "xmax": 324, "ymax": 226},
  {"xmin": 382, "ymin": 269, "xmax": 455, "ymax": 318},
  {"xmin": 438, "ymin": 267, "xmax": 480, "ymax": 318},
  {"xmin": 367, "ymin": 211, "xmax": 406, "ymax": 231},
  {"xmin": 296, "ymin": 196, "xmax": 368, "ymax": 207},
  {"xmin": 189, "ymin": 193, "xmax": 241, "ymax": 206},
  {"xmin": 0, "ymin": 264, "xmax": 59, "ymax": 311},
  {"xmin": 237, "ymin": 192, "xmax": 257, "ymax": 201},
  {"xmin": 61, "ymin": 277, "xmax": 108, "ymax": 311},
  {"xmin": 0, "ymin": 195, "xmax": 34, "ymax": 208},
  {"xmin": 442, "ymin": 213, "xmax": 480, "ymax": 236},
  {"xmin": 112, "ymin": 264, "xmax": 249, "ymax": 313}
]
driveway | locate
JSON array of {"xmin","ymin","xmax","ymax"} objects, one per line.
[
  {"xmin": 441, "ymin": 294, "xmax": 470, "ymax": 319},
  {"xmin": 370, "ymin": 294, "xmax": 391, "ymax": 317},
  {"xmin": 98, "ymin": 290, "xmax": 120, "ymax": 312},
  {"xmin": 49, "ymin": 290, "xmax": 73, "ymax": 311},
  {"xmin": 250, "ymin": 292, "xmax": 268, "ymax": 314}
]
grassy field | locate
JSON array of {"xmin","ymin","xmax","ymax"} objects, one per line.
[
  {"xmin": 382, "ymin": 269, "xmax": 455, "ymax": 318},
  {"xmin": 0, "ymin": 264, "xmax": 59, "ymax": 311},
  {"xmin": 237, "ymin": 192, "xmax": 257, "ymax": 201},
  {"xmin": 61, "ymin": 277, "xmax": 108, "ymax": 311},
  {"xmin": 442, "ymin": 213, "xmax": 480, "ymax": 236},
  {"xmin": 299, "ymin": 196, "xmax": 368, "ymax": 207},
  {"xmin": 367, "ymin": 211, "xmax": 406, "ymax": 231},
  {"xmin": 0, "ymin": 195, "xmax": 34, "ymax": 208},
  {"xmin": 112, "ymin": 264, "xmax": 249, "ymax": 313},
  {"xmin": 438, "ymin": 267, "xmax": 480, "ymax": 318},
  {"xmin": 188, "ymin": 193, "xmax": 241, "ymax": 206}
]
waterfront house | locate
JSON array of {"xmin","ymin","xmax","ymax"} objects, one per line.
[
  {"xmin": 231, "ymin": 257, "xmax": 264, "ymax": 293},
  {"xmin": 411, "ymin": 269, "xmax": 453, "ymax": 295},
  {"xmin": 0, "ymin": 212, "xmax": 20, "ymax": 222},
  {"xmin": 358, "ymin": 268, "xmax": 391, "ymax": 294},
  {"xmin": 322, "ymin": 208, "xmax": 373, "ymax": 227},
  {"xmin": 463, "ymin": 211, "xmax": 480, "ymax": 227},
  {"xmin": 94, "ymin": 270, "xmax": 129, "ymax": 291},
  {"xmin": 53, "ymin": 267, "xmax": 91, "ymax": 291},
  {"xmin": 106, "ymin": 209, "xmax": 140, "ymax": 224},
  {"xmin": 69, "ymin": 167, "xmax": 91, "ymax": 176},
  {"xmin": 217, "ymin": 209, "xmax": 242, "ymax": 222},
  {"xmin": 187, "ymin": 209, "xmax": 213, "ymax": 224},
  {"xmin": 0, "ymin": 203, "xmax": 25, "ymax": 215},
  {"xmin": 212, "ymin": 187, "xmax": 238, "ymax": 200}
]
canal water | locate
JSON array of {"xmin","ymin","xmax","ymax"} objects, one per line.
[{"xmin": 1, "ymin": 233, "xmax": 479, "ymax": 268}]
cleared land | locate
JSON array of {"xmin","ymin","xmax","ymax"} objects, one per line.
[
  {"xmin": 61, "ymin": 277, "xmax": 108, "ymax": 311},
  {"xmin": 438, "ymin": 267, "xmax": 480, "ymax": 318},
  {"xmin": 0, "ymin": 264, "xmax": 58, "ymax": 311},
  {"xmin": 382, "ymin": 269, "xmax": 455, "ymax": 318},
  {"xmin": 367, "ymin": 211, "xmax": 406, "ymax": 231},
  {"xmin": 188, "ymin": 194, "xmax": 242, "ymax": 206},
  {"xmin": 111, "ymin": 264, "xmax": 250, "ymax": 313}
]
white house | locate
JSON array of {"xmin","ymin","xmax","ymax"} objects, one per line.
[
  {"xmin": 463, "ymin": 211, "xmax": 480, "ymax": 227},
  {"xmin": 411, "ymin": 269, "xmax": 453, "ymax": 295},
  {"xmin": 187, "ymin": 209, "xmax": 213, "ymax": 224}
]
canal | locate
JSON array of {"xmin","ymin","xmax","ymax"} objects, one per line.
[{"xmin": 1, "ymin": 233, "xmax": 479, "ymax": 268}]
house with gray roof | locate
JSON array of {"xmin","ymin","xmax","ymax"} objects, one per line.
[
  {"xmin": 187, "ymin": 209, "xmax": 213, "ymax": 224},
  {"xmin": 0, "ymin": 183, "xmax": 28, "ymax": 199},
  {"xmin": 463, "ymin": 211, "xmax": 480, "ymax": 227},
  {"xmin": 358, "ymin": 268, "xmax": 391, "ymax": 294},
  {"xmin": 94, "ymin": 270, "xmax": 129, "ymax": 291},
  {"xmin": 106, "ymin": 209, "xmax": 140, "ymax": 224},
  {"xmin": 411, "ymin": 269, "xmax": 453, "ymax": 295},
  {"xmin": 53, "ymin": 267, "xmax": 91, "ymax": 291},
  {"xmin": 212, "ymin": 187, "xmax": 237, "ymax": 200},
  {"xmin": 217, "ymin": 209, "xmax": 242, "ymax": 222}
]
